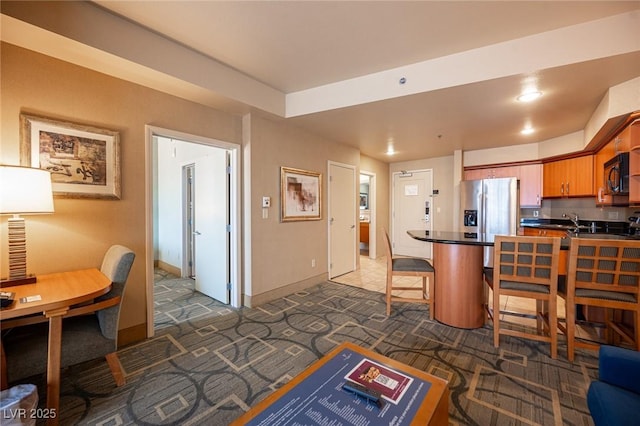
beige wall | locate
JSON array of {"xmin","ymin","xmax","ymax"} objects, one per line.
[
  {"xmin": 1, "ymin": 43, "xmax": 368, "ymax": 335},
  {"xmin": 0, "ymin": 43, "xmax": 241, "ymax": 335},
  {"xmin": 246, "ymin": 114, "xmax": 360, "ymax": 299}
]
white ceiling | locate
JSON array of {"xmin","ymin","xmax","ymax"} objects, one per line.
[{"xmin": 5, "ymin": 1, "xmax": 640, "ymax": 162}]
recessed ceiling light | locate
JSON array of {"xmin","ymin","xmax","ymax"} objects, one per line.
[
  {"xmin": 521, "ymin": 126, "xmax": 535, "ymax": 135},
  {"xmin": 386, "ymin": 147, "xmax": 395, "ymax": 155},
  {"xmin": 517, "ymin": 91, "xmax": 542, "ymax": 102}
]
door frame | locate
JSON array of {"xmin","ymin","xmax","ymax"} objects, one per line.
[
  {"xmin": 145, "ymin": 125, "xmax": 241, "ymax": 338},
  {"xmin": 360, "ymin": 170, "xmax": 377, "ymax": 259},
  {"xmin": 182, "ymin": 163, "xmax": 196, "ymax": 278}
]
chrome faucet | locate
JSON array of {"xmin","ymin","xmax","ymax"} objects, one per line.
[
  {"xmin": 630, "ymin": 212, "xmax": 640, "ymax": 234},
  {"xmin": 563, "ymin": 212, "xmax": 581, "ymax": 233}
]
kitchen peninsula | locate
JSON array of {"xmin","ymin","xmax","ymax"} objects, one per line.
[
  {"xmin": 407, "ymin": 230, "xmax": 498, "ymax": 329},
  {"xmin": 409, "ymin": 229, "xmax": 639, "ymax": 329}
]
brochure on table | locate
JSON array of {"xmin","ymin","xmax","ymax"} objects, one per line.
[{"xmin": 246, "ymin": 347, "xmax": 432, "ymax": 426}]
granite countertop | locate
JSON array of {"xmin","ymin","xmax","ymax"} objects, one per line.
[
  {"xmin": 407, "ymin": 230, "xmax": 499, "ymax": 247},
  {"xmin": 520, "ymin": 218, "xmax": 630, "ymax": 235},
  {"xmin": 407, "ymin": 230, "xmax": 640, "ymax": 249}
]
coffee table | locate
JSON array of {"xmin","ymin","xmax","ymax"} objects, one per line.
[{"xmin": 230, "ymin": 341, "xmax": 449, "ymax": 425}]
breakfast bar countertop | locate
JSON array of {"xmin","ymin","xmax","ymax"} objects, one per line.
[
  {"xmin": 407, "ymin": 230, "xmax": 639, "ymax": 251},
  {"xmin": 407, "ymin": 230, "xmax": 505, "ymax": 247}
]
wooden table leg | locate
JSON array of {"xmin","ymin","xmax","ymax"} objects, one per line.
[{"xmin": 45, "ymin": 309, "xmax": 67, "ymax": 426}]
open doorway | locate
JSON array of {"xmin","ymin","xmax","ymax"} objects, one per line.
[
  {"xmin": 359, "ymin": 171, "xmax": 376, "ymax": 260},
  {"xmin": 145, "ymin": 126, "xmax": 241, "ymax": 338}
]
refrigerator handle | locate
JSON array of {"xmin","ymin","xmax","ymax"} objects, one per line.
[{"xmin": 479, "ymin": 192, "xmax": 485, "ymax": 233}]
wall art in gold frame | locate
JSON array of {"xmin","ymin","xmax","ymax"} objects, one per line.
[
  {"xmin": 20, "ymin": 113, "xmax": 121, "ymax": 199},
  {"xmin": 280, "ymin": 166, "xmax": 322, "ymax": 222}
]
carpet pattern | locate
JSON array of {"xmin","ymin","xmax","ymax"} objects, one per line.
[{"xmin": 15, "ymin": 273, "xmax": 598, "ymax": 425}]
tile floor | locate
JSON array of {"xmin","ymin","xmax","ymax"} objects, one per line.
[{"xmin": 332, "ymin": 255, "xmax": 602, "ymax": 341}]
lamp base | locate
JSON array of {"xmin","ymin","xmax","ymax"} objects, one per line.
[{"xmin": 0, "ymin": 276, "xmax": 37, "ymax": 288}]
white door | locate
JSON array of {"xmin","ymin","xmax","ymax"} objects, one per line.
[
  {"xmin": 193, "ymin": 151, "xmax": 229, "ymax": 303},
  {"xmin": 329, "ymin": 162, "xmax": 356, "ymax": 278},
  {"xmin": 392, "ymin": 170, "xmax": 433, "ymax": 258}
]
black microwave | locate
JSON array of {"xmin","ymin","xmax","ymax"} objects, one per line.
[{"xmin": 604, "ymin": 152, "xmax": 629, "ymax": 195}]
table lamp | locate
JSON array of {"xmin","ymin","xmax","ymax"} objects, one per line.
[{"xmin": 0, "ymin": 165, "xmax": 54, "ymax": 286}]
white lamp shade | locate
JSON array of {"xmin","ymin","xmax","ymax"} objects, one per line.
[{"xmin": 0, "ymin": 165, "xmax": 54, "ymax": 214}]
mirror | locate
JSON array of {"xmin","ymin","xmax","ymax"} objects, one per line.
[{"xmin": 359, "ymin": 174, "xmax": 369, "ymax": 210}]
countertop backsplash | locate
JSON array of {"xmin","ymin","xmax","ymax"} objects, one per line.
[
  {"xmin": 520, "ymin": 198, "xmax": 637, "ymax": 223},
  {"xmin": 520, "ymin": 198, "xmax": 638, "ymax": 235}
]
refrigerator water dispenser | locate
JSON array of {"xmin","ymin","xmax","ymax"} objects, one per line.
[{"xmin": 464, "ymin": 210, "xmax": 478, "ymax": 227}]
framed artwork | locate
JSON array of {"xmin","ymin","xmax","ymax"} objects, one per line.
[
  {"xmin": 359, "ymin": 193, "xmax": 368, "ymax": 209},
  {"xmin": 20, "ymin": 113, "xmax": 121, "ymax": 199},
  {"xmin": 280, "ymin": 166, "xmax": 322, "ymax": 222}
]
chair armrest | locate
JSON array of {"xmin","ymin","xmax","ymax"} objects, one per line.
[{"xmin": 599, "ymin": 345, "xmax": 640, "ymax": 395}]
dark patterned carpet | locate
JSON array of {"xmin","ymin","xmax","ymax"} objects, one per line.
[{"xmin": 15, "ymin": 271, "xmax": 598, "ymax": 425}]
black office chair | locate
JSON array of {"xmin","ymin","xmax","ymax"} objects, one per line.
[{"xmin": 2, "ymin": 245, "xmax": 135, "ymax": 386}]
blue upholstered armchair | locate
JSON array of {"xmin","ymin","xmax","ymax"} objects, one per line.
[{"xmin": 588, "ymin": 345, "xmax": 640, "ymax": 426}]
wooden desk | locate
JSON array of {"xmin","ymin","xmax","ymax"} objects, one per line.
[
  {"xmin": 0, "ymin": 268, "xmax": 111, "ymax": 425},
  {"xmin": 231, "ymin": 342, "xmax": 449, "ymax": 425}
]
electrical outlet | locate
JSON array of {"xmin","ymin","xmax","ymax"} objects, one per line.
[
  {"xmin": 262, "ymin": 196, "xmax": 271, "ymax": 208},
  {"xmin": 533, "ymin": 210, "xmax": 539, "ymax": 217},
  {"xmin": 311, "ymin": 259, "xmax": 316, "ymax": 267}
]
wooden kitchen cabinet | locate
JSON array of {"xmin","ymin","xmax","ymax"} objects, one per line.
[
  {"xmin": 629, "ymin": 121, "xmax": 640, "ymax": 205},
  {"xmin": 517, "ymin": 164, "xmax": 542, "ymax": 207},
  {"xmin": 522, "ymin": 227, "xmax": 567, "ymax": 238},
  {"xmin": 464, "ymin": 165, "xmax": 519, "ymax": 180},
  {"xmin": 542, "ymin": 155, "xmax": 594, "ymax": 198},
  {"xmin": 542, "ymin": 160, "xmax": 562, "ymax": 197},
  {"xmin": 464, "ymin": 168, "xmax": 493, "ymax": 180}
]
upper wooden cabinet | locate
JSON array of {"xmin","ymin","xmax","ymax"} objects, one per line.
[
  {"xmin": 518, "ymin": 164, "xmax": 542, "ymax": 207},
  {"xmin": 463, "ymin": 168, "xmax": 492, "ymax": 181},
  {"xmin": 628, "ymin": 121, "xmax": 640, "ymax": 205},
  {"xmin": 542, "ymin": 155, "xmax": 594, "ymax": 198},
  {"xmin": 464, "ymin": 163, "xmax": 542, "ymax": 207}
]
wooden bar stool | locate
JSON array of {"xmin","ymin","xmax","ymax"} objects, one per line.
[
  {"xmin": 382, "ymin": 228, "xmax": 435, "ymax": 318},
  {"xmin": 492, "ymin": 235, "xmax": 561, "ymax": 358},
  {"xmin": 558, "ymin": 237, "xmax": 640, "ymax": 362}
]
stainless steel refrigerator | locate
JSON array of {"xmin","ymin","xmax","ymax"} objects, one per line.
[{"xmin": 459, "ymin": 177, "xmax": 519, "ymax": 266}]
